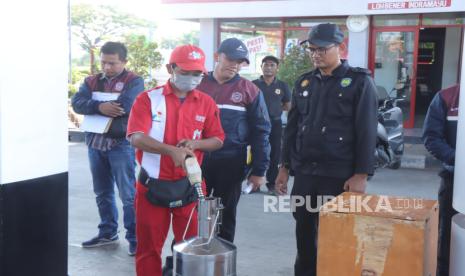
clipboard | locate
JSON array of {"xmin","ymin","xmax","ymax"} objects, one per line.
[{"xmin": 80, "ymin": 92, "xmax": 118, "ymax": 134}]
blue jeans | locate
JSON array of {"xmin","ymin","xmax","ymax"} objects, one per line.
[{"xmin": 88, "ymin": 140, "xmax": 136, "ymax": 244}]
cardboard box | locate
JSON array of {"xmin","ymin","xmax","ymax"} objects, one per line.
[{"xmin": 317, "ymin": 192, "xmax": 438, "ymax": 276}]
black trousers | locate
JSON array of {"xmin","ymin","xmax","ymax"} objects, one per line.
[
  {"xmin": 266, "ymin": 119, "xmax": 283, "ymax": 189},
  {"xmin": 291, "ymin": 173, "xmax": 346, "ymax": 276},
  {"xmin": 202, "ymin": 154, "xmax": 246, "ymax": 242},
  {"xmin": 437, "ymin": 170, "xmax": 458, "ymax": 276}
]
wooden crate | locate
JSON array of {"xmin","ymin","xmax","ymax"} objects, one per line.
[{"xmin": 317, "ymin": 192, "xmax": 438, "ymax": 276}]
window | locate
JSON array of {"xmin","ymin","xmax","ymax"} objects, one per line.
[
  {"xmin": 284, "ymin": 26, "xmax": 349, "ymax": 59},
  {"xmin": 219, "ymin": 17, "xmax": 349, "ymax": 79},
  {"xmin": 422, "ymin": 13, "xmax": 465, "ymax": 26},
  {"xmin": 220, "ymin": 29, "xmax": 282, "ymax": 80}
]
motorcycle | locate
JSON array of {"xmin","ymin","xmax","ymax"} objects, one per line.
[{"xmin": 374, "ymin": 86, "xmax": 404, "ymax": 170}]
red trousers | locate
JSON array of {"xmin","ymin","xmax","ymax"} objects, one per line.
[{"xmin": 135, "ymin": 182, "xmax": 202, "ymax": 276}]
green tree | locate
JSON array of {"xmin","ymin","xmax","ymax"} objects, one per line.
[
  {"xmin": 71, "ymin": 4, "xmax": 155, "ymax": 74},
  {"xmin": 277, "ymin": 46, "xmax": 313, "ymax": 90},
  {"xmin": 180, "ymin": 30, "xmax": 199, "ymax": 46},
  {"xmin": 68, "ymin": 68, "xmax": 89, "ymax": 98},
  {"xmin": 71, "ymin": 53, "xmax": 90, "ymax": 67},
  {"xmin": 125, "ymin": 34, "xmax": 163, "ymax": 88}
]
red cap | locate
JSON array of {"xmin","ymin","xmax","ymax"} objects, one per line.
[{"xmin": 169, "ymin": 45, "xmax": 207, "ymax": 73}]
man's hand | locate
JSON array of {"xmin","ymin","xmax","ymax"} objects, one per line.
[
  {"xmin": 176, "ymin": 139, "xmax": 199, "ymax": 151},
  {"xmin": 275, "ymin": 167, "xmax": 289, "ymax": 195},
  {"xmin": 169, "ymin": 147, "xmax": 195, "ymax": 168},
  {"xmin": 248, "ymin": 175, "xmax": 266, "ymax": 190},
  {"xmin": 343, "ymin": 174, "xmax": 368, "ymax": 193},
  {"xmin": 98, "ymin": 102, "xmax": 125, "ymax": 117}
]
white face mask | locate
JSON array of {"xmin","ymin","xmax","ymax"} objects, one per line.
[{"xmin": 170, "ymin": 73, "xmax": 203, "ymax": 93}]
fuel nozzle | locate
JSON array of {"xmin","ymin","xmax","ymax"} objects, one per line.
[{"xmin": 184, "ymin": 156, "xmax": 204, "ymax": 200}]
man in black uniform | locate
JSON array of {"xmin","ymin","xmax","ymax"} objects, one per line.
[
  {"xmin": 253, "ymin": 56, "xmax": 291, "ymax": 194},
  {"xmin": 275, "ymin": 23, "xmax": 378, "ymax": 276}
]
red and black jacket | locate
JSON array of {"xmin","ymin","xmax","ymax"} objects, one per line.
[{"xmin": 423, "ymin": 84, "xmax": 460, "ymax": 171}]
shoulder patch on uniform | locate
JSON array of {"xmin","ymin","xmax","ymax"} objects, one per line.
[
  {"xmin": 295, "ymin": 70, "xmax": 313, "ymax": 86},
  {"xmin": 340, "ymin": 78, "xmax": 352, "ymax": 87},
  {"xmin": 301, "ymin": 79, "xmax": 310, "ymax": 88}
]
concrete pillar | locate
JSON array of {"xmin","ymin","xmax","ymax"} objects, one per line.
[
  {"xmin": 199, "ymin": 18, "xmax": 218, "ymax": 71},
  {"xmin": 453, "ymin": 29, "xmax": 465, "ymax": 214},
  {"xmin": 442, "ymin": 27, "xmax": 461, "ymax": 89},
  {"xmin": 0, "ymin": 1, "xmax": 69, "ymax": 275},
  {"xmin": 450, "ymin": 28, "xmax": 465, "ymax": 276},
  {"xmin": 347, "ymin": 25, "xmax": 370, "ymax": 68},
  {"xmin": 451, "ymin": 214, "xmax": 465, "ymax": 275}
]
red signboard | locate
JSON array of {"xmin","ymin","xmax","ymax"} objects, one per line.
[{"xmin": 368, "ymin": 0, "xmax": 451, "ymax": 10}]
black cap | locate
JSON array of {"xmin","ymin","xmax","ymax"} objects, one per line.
[
  {"xmin": 217, "ymin": 38, "xmax": 250, "ymax": 64},
  {"xmin": 261, "ymin": 55, "xmax": 280, "ymax": 65},
  {"xmin": 301, "ymin": 23, "xmax": 344, "ymax": 47}
]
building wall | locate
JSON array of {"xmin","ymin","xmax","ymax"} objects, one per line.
[
  {"xmin": 0, "ymin": 1, "xmax": 69, "ymax": 275},
  {"xmin": 348, "ymin": 28, "xmax": 370, "ymax": 68},
  {"xmin": 454, "ymin": 17, "xmax": 465, "ymax": 211},
  {"xmin": 161, "ymin": 0, "xmax": 465, "ymax": 19},
  {"xmin": 167, "ymin": 0, "xmax": 465, "ymax": 73},
  {"xmin": 442, "ymin": 26, "xmax": 462, "ymax": 88},
  {"xmin": 201, "ymin": 18, "xmax": 370, "ymax": 76},
  {"xmin": 0, "ymin": 1, "xmax": 68, "ymax": 183},
  {"xmin": 200, "ymin": 18, "xmax": 218, "ymax": 71}
]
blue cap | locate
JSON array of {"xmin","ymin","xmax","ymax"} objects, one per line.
[
  {"xmin": 217, "ymin": 38, "xmax": 250, "ymax": 64},
  {"xmin": 301, "ymin": 23, "xmax": 344, "ymax": 47}
]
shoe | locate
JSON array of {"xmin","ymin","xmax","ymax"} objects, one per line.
[
  {"xmin": 81, "ymin": 234, "xmax": 119, "ymax": 248},
  {"xmin": 128, "ymin": 242, "xmax": 137, "ymax": 256},
  {"xmin": 162, "ymin": 256, "xmax": 173, "ymax": 276}
]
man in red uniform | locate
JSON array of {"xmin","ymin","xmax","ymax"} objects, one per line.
[{"xmin": 127, "ymin": 45, "xmax": 225, "ymax": 276}]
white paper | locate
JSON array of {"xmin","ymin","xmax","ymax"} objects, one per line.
[
  {"xmin": 242, "ymin": 183, "xmax": 254, "ymax": 194},
  {"xmin": 92, "ymin": 91, "xmax": 119, "ymax": 101},
  {"xmin": 80, "ymin": 92, "xmax": 118, "ymax": 134},
  {"xmin": 450, "ymin": 213, "xmax": 465, "ymax": 276}
]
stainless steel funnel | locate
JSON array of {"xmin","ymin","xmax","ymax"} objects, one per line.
[{"xmin": 173, "ymin": 197, "xmax": 237, "ymax": 276}]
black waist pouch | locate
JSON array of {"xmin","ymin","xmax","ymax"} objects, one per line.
[{"xmin": 139, "ymin": 168, "xmax": 198, "ymax": 208}]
